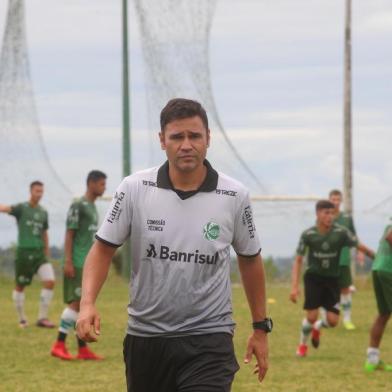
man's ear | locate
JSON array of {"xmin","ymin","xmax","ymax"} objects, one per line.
[
  {"xmin": 159, "ymin": 132, "xmax": 166, "ymax": 150},
  {"xmin": 207, "ymin": 128, "xmax": 211, "ymax": 148}
]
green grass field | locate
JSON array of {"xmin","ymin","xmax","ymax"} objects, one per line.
[{"xmin": 0, "ymin": 272, "xmax": 391, "ymax": 391}]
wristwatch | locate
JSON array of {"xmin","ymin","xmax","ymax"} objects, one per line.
[{"xmin": 252, "ymin": 318, "xmax": 273, "ymax": 333}]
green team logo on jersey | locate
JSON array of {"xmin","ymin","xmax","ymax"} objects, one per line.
[{"xmin": 203, "ymin": 222, "xmax": 220, "ymax": 241}]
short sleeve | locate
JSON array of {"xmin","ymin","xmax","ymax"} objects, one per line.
[
  {"xmin": 348, "ymin": 216, "xmax": 356, "ymax": 235},
  {"xmin": 343, "ymin": 228, "xmax": 358, "ymax": 248},
  {"xmin": 95, "ymin": 179, "xmax": 132, "ymax": 247},
  {"xmin": 231, "ymin": 191, "xmax": 261, "ymax": 257},
  {"xmin": 44, "ymin": 210, "xmax": 49, "ymax": 230},
  {"xmin": 66, "ymin": 201, "xmax": 80, "ymax": 230},
  {"xmin": 296, "ymin": 232, "xmax": 307, "ymax": 256},
  {"xmin": 9, "ymin": 203, "xmax": 22, "ymax": 219}
]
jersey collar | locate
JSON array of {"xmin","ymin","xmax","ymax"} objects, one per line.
[{"xmin": 157, "ymin": 159, "xmax": 218, "ymax": 193}]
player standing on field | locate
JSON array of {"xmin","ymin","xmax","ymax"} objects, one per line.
[
  {"xmin": 51, "ymin": 170, "xmax": 106, "ymax": 360},
  {"xmin": 365, "ymin": 220, "xmax": 392, "ymax": 372},
  {"xmin": 76, "ymin": 98, "xmax": 271, "ymax": 391},
  {"xmin": 290, "ymin": 200, "xmax": 374, "ymax": 357},
  {"xmin": 329, "ymin": 189, "xmax": 360, "ymax": 330},
  {"xmin": 0, "ymin": 181, "xmax": 55, "ymax": 328}
]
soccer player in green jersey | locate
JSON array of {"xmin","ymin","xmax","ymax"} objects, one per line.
[
  {"xmin": 290, "ymin": 200, "xmax": 375, "ymax": 357},
  {"xmin": 0, "ymin": 181, "xmax": 55, "ymax": 328},
  {"xmin": 364, "ymin": 221, "xmax": 392, "ymax": 372},
  {"xmin": 329, "ymin": 189, "xmax": 361, "ymax": 330},
  {"xmin": 51, "ymin": 170, "xmax": 106, "ymax": 360}
]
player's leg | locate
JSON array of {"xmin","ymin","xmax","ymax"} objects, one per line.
[
  {"xmin": 365, "ymin": 271, "xmax": 392, "ymax": 372},
  {"xmin": 339, "ymin": 265, "xmax": 355, "ymax": 330},
  {"xmin": 311, "ymin": 277, "xmax": 340, "ymax": 348},
  {"xmin": 177, "ymin": 333, "xmax": 239, "ymax": 392},
  {"xmin": 297, "ymin": 273, "xmax": 322, "ymax": 356},
  {"xmin": 13, "ymin": 249, "xmax": 34, "ymax": 327},
  {"xmin": 36, "ymin": 260, "xmax": 56, "ymax": 328},
  {"xmin": 123, "ymin": 335, "xmax": 178, "ymax": 392}
]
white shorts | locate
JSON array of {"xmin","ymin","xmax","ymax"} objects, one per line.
[{"xmin": 37, "ymin": 263, "xmax": 55, "ymax": 282}]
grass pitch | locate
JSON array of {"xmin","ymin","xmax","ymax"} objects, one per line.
[{"xmin": 0, "ymin": 272, "xmax": 391, "ymax": 391}]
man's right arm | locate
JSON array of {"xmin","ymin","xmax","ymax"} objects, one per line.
[
  {"xmin": 64, "ymin": 229, "xmax": 76, "ymax": 278},
  {"xmin": 0, "ymin": 204, "xmax": 11, "ymax": 214},
  {"xmin": 76, "ymin": 240, "xmax": 116, "ymax": 342},
  {"xmin": 290, "ymin": 255, "xmax": 303, "ymax": 303}
]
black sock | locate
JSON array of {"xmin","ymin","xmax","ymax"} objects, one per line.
[
  {"xmin": 77, "ymin": 337, "xmax": 86, "ymax": 348},
  {"xmin": 57, "ymin": 332, "xmax": 67, "ymax": 342}
]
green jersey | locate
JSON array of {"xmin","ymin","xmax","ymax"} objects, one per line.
[
  {"xmin": 66, "ymin": 196, "xmax": 98, "ymax": 268},
  {"xmin": 334, "ymin": 212, "xmax": 356, "ymax": 267},
  {"xmin": 297, "ymin": 223, "xmax": 358, "ymax": 277},
  {"xmin": 9, "ymin": 202, "xmax": 48, "ymax": 249},
  {"xmin": 372, "ymin": 224, "xmax": 392, "ymax": 273}
]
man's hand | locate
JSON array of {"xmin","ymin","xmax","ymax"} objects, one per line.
[
  {"xmin": 244, "ymin": 330, "xmax": 268, "ymax": 382},
  {"xmin": 290, "ymin": 287, "xmax": 300, "ymax": 303},
  {"xmin": 76, "ymin": 303, "xmax": 101, "ymax": 343},
  {"xmin": 63, "ymin": 261, "xmax": 75, "ymax": 278}
]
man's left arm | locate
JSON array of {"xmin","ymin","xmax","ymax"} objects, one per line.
[
  {"xmin": 42, "ymin": 230, "xmax": 50, "ymax": 258},
  {"xmin": 356, "ymin": 243, "xmax": 375, "ymax": 260},
  {"xmin": 237, "ymin": 253, "xmax": 268, "ymax": 383}
]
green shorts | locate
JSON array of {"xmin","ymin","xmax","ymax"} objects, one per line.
[
  {"xmin": 63, "ymin": 267, "xmax": 83, "ymax": 304},
  {"xmin": 338, "ymin": 265, "xmax": 352, "ymax": 289},
  {"xmin": 15, "ymin": 248, "xmax": 47, "ymax": 287},
  {"xmin": 373, "ymin": 270, "xmax": 392, "ymax": 315}
]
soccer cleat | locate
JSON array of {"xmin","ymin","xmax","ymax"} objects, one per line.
[
  {"xmin": 77, "ymin": 346, "xmax": 104, "ymax": 360},
  {"xmin": 296, "ymin": 344, "xmax": 308, "ymax": 357},
  {"xmin": 311, "ymin": 328, "xmax": 320, "ymax": 349},
  {"xmin": 19, "ymin": 319, "xmax": 28, "ymax": 328},
  {"xmin": 36, "ymin": 318, "xmax": 55, "ymax": 328},
  {"xmin": 364, "ymin": 360, "xmax": 392, "ymax": 372},
  {"xmin": 343, "ymin": 320, "xmax": 356, "ymax": 330},
  {"xmin": 51, "ymin": 341, "xmax": 74, "ymax": 360}
]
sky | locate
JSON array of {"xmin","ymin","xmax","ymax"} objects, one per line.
[{"xmin": 0, "ymin": 0, "xmax": 391, "ymax": 256}]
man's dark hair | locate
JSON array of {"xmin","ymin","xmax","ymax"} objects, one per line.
[
  {"xmin": 87, "ymin": 170, "xmax": 107, "ymax": 185},
  {"xmin": 316, "ymin": 199, "xmax": 335, "ymax": 212},
  {"xmin": 160, "ymin": 98, "xmax": 209, "ymax": 131},
  {"xmin": 329, "ymin": 189, "xmax": 342, "ymax": 198},
  {"xmin": 30, "ymin": 180, "xmax": 43, "ymax": 189}
]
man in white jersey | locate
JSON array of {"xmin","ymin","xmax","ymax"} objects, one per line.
[{"xmin": 76, "ymin": 98, "xmax": 271, "ymax": 391}]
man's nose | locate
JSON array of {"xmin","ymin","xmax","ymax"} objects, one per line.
[{"xmin": 180, "ymin": 137, "xmax": 192, "ymax": 149}]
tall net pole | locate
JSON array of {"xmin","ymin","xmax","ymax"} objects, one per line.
[
  {"xmin": 122, "ymin": 0, "xmax": 131, "ymax": 278},
  {"xmin": 343, "ymin": 0, "xmax": 357, "ymax": 277},
  {"xmin": 343, "ymin": 0, "xmax": 353, "ymax": 215}
]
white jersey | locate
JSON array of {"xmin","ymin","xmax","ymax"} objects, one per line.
[{"xmin": 96, "ymin": 160, "xmax": 261, "ymax": 337}]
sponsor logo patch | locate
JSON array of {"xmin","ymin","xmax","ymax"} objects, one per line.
[
  {"xmin": 203, "ymin": 222, "xmax": 220, "ymax": 241},
  {"xmin": 107, "ymin": 192, "xmax": 125, "ymax": 223},
  {"xmin": 242, "ymin": 206, "xmax": 255, "ymax": 239}
]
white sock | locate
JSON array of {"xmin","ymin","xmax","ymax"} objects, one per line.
[
  {"xmin": 367, "ymin": 347, "xmax": 380, "ymax": 365},
  {"xmin": 314, "ymin": 319, "xmax": 329, "ymax": 330},
  {"xmin": 59, "ymin": 308, "xmax": 78, "ymax": 335},
  {"xmin": 12, "ymin": 290, "xmax": 26, "ymax": 322},
  {"xmin": 341, "ymin": 293, "xmax": 352, "ymax": 322},
  {"xmin": 300, "ymin": 319, "xmax": 313, "ymax": 345},
  {"xmin": 38, "ymin": 288, "xmax": 54, "ymax": 320}
]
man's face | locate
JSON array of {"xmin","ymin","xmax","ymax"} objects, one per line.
[
  {"xmin": 317, "ymin": 208, "xmax": 335, "ymax": 228},
  {"xmin": 89, "ymin": 178, "xmax": 106, "ymax": 197},
  {"xmin": 329, "ymin": 194, "xmax": 342, "ymax": 210},
  {"xmin": 159, "ymin": 116, "xmax": 210, "ymax": 173},
  {"xmin": 30, "ymin": 185, "xmax": 44, "ymax": 203}
]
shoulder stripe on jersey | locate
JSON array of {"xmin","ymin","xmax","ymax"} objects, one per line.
[
  {"xmin": 236, "ymin": 248, "xmax": 261, "ymax": 258},
  {"xmin": 95, "ymin": 235, "xmax": 122, "ymax": 248}
]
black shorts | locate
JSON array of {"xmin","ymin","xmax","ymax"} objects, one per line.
[
  {"xmin": 123, "ymin": 333, "xmax": 239, "ymax": 392},
  {"xmin": 303, "ymin": 272, "xmax": 340, "ymax": 315}
]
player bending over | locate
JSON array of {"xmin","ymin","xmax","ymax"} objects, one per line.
[
  {"xmin": 0, "ymin": 181, "xmax": 55, "ymax": 328},
  {"xmin": 365, "ymin": 220, "xmax": 392, "ymax": 372},
  {"xmin": 290, "ymin": 200, "xmax": 374, "ymax": 357},
  {"xmin": 51, "ymin": 170, "xmax": 106, "ymax": 360}
]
